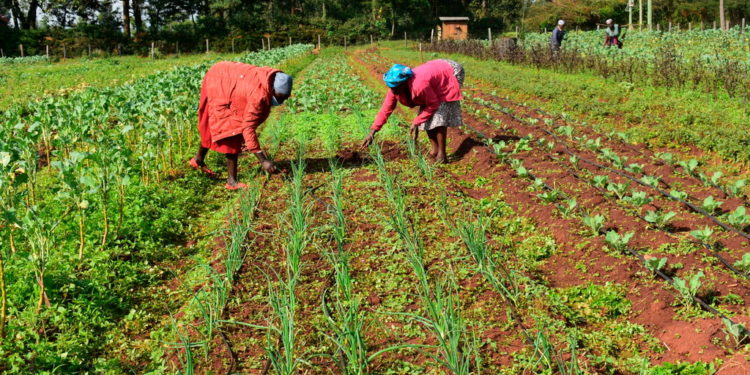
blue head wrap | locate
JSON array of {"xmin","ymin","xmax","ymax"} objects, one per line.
[{"xmin": 383, "ymin": 64, "xmax": 413, "ymax": 88}]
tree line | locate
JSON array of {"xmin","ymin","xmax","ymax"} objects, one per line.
[{"xmin": 0, "ymin": 0, "xmax": 748, "ymax": 57}]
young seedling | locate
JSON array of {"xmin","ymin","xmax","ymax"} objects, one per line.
[
  {"xmin": 592, "ymin": 175, "xmax": 609, "ymax": 189},
  {"xmin": 625, "ymin": 163, "xmax": 645, "ymax": 175},
  {"xmin": 672, "ymin": 271, "xmax": 704, "ymax": 307},
  {"xmin": 644, "ymin": 257, "xmax": 668, "ymax": 273},
  {"xmin": 641, "ymin": 175, "xmax": 661, "ymax": 188},
  {"xmin": 725, "ymin": 206, "xmax": 749, "ymax": 229},
  {"xmin": 582, "ymin": 214, "xmax": 605, "ymax": 235},
  {"xmin": 733, "ymin": 253, "xmax": 750, "ymax": 273},
  {"xmin": 539, "ymin": 189, "xmax": 561, "ymax": 203},
  {"xmin": 710, "ymin": 171, "xmax": 723, "ymax": 186},
  {"xmin": 644, "ymin": 210, "xmax": 677, "ymax": 229},
  {"xmin": 701, "ymin": 196, "xmax": 724, "ymax": 214},
  {"xmin": 586, "ymin": 137, "xmax": 602, "ymax": 150},
  {"xmin": 727, "ymin": 179, "xmax": 746, "ymax": 197},
  {"xmin": 722, "ymin": 318, "xmax": 749, "ymax": 347},
  {"xmin": 511, "ymin": 159, "xmax": 529, "ymax": 178},
  {"xmin": 623, "ymin": 191, "xmax": 652, "ymax": 207},
  {"xmin": 607, "ymin": 182, "xmax": 630, "ymax": 200},
  {"xmin": 513, "ymin": 137, "xmax": 533, "ymax": 154},
  {"xmin": 690, "ymin": 227, "xmax": 714, "ymax": 244},
  {"xmin": 558, "ymin": 198, "xmax": 578, "ymax": 218},
  {"xmin": 491, "ymin": 140, "xmax": 509, "ymax": 160},
  {"xmin": 669, "ymin": 189, "xmax": 689, "ymax": 201},
  {"xmin": 556, "ymin": 126, "xmax": 574, "ymax": 137},
  {"xmin": 605, "ymin": 230, "xmax": 634, "ymax": 252},
  {"xmin": 600, "ymin": 148, "xmax": 626, "ymax": 168},
  {"xmin": 678, "ymin": 159, "xmax": 700, "ymax": 175},
  {"xmin": 569, "ymin": 155, "xmax": 579, "ymax": 167},
  {"xmin": 657, "ymin": 152, "xmax": 674, "ymax": 165}
]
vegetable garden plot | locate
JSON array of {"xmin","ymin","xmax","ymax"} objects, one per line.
[
  {"xmin": 362, "ymin": 47, "xmax": 746, "ymax": 374},
  {"xmin": 175, "ymin": 48, "xmax": 639, "ymax": 374},
  {"xmin": 0, "ymin": 45, "xmax": 312, "ymax": 374}
]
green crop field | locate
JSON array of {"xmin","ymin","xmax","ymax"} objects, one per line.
[{"xmin": 2, "ymin": 32, "xmax": 750, "ymax": 375}]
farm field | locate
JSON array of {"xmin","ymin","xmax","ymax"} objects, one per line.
[
  {"xmin": 2, "ymin": 41, "xmax": 750, "ymax": 375},
  {"xmin": 522, "ymin": 28, "xmax": 750, "ymax": 65},
  {"xmin": 0, "ymin": 52, "xmax": 245, "ymax": 108}
]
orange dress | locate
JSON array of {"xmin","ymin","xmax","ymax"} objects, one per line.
[{"xmin": 197, "ymin": 62, "xmax": 280, "ymax": 154}]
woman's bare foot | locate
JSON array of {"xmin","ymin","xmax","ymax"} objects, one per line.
[{"xmin": 434, "ymin": 153, "xmax": 448, "ymax": 164}]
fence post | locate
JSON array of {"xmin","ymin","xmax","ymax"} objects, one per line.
[
  {"xmin": 318, "ymin": 35, "xmax": 321, "ymax": 50},
  {"xmin": 46, "ymin": 45, "xmax": 49, "ymax": 58},
  {"xmin": 19, "ymin": 44, "xmax": 24, "ymax": 57},
  {"xmin": 262, "ymin": 38, "xmax": 265, "ymax": 50},
  {"xmin": 688, "ymin": 22, "xmax": 691, "ymax": 31},
  {"xmin": 430, "ymin": 29, "xmax": 434, "ymax": 43},
  {"xmin": 231, "ymin": 38, "xmax": 235, "ymax": 53},
  {"xmin": 404, "ymin": 31, "xmax": 407, "ymax": 48},
  {"xmin": 88, "ymin": 43, "xmax": 92, "ymax": 57},
  {"xmin": 1, "ymin": 48, "xmax": 4, "ymax": 57},
  {"xmin": 205, "ymin": 39, "xmax": 209, "ymax": 53},
  {"xmin": 742, "ymin": 18, "xmax": 746, "ymax": 32},
  {"xmin": 419, "ymin": 43, "xmax": 423, "ymax": 61},
  {"xmin": 487, "ymin": 27, "xmax": 492, "ymax": 41},
  {"xmin": 370, "ymin": 35, "xmax": 373, "ymax": 45},
  {"xmin": 267, "ymin": 36, "xmax": 271, "ymax": 49},
  {"xmin": 289, "ymin": 36, "xmax": 292, "ymax": 46},
  {"xmin": 150, "ymin": 41, "xmax": 155, "ymax": 58}
]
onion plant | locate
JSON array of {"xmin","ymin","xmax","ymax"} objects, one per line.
[
  {"xmin": 321, "ymin": 161, "xmax": 371, "ymax": 374},
  {"xmin": 453, "ymin": 215, "xmax": 519, "ymax": 304},
  {"xmin": 370, "ymin": 142, "xmax": 478, "ymax": 374},
  {"xmin": 264, "ymin": 147, "xmax": 309, "ymax": 375}
]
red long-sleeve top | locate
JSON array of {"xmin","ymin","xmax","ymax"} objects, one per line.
[
  {"xmin": 198, "ymin": 62, "xmax": 280, "ymax": 153},
  {"xmin": 371, "ymin": 59, "xmax": 462, "ymax": 131}
]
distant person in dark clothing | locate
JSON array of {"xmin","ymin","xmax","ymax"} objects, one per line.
[
  {"xmin": 550, "ymin": 20, "xmax": 566, "ymax": 52},
  {"xmin": 604, "ymin": 19, "xmax": 623, "ymax": 48}
]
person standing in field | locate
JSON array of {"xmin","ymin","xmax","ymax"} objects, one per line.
[
  {"xmin": 189, "ymin": 61, "xmax": 293, "ymax": 190},
  {"xmin": 604, "ymin": 19, "xmax": 623, "ymax": 48},
  {"xmin": 550, "ymin": 20, "xmax": 566, "ymax": 52},
  {"xmin": 361, "ymin": 59, "xmax": 465, "ymax": 164}
]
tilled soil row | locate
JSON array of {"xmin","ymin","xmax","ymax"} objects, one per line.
[
  {"xmin": 461, "ymin": 98, "xmax": 750, "ymax": 292},
  {"xmin": 355, "ymin": 48, "xmax": 750, "ymax": 370}
]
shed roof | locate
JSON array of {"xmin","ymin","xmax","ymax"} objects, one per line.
[{"xmin": 439, "ymin": 17, "xmax": 469, "ymax": 22}]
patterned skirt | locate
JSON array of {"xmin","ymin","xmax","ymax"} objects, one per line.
[{"xmin": 419, "ymin": 59, "xmax": 465, "ymax": 131}]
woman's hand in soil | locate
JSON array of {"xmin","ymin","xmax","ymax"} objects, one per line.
[
  {"xmin": 261, "ymin": 159, "xmax": 278, "ymax": 173},
  {"xmin": 410, "ymin": 124, "xmax": 420, "ymax": 142},
  {"xmin": 361, "ymin": 130, "xmax": 377, "ymax": 149}
]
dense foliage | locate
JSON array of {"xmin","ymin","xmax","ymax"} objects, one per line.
[
  {"xmin": 427, "ymin": 28, "xmax": 750, "ymax": 100},
  {"xmin": 0, "ymin": 44, "xmax": 312, "ymax": 373},
  {"xmin": 2, "ymin": 0, "xmax": 749, "ymax": 57}
]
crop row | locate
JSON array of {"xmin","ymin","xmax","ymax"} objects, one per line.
[
  {"xmin": 464, "ymin": 91, "xmax": 750, "ymax": 271},
  {"xmin": 455, "ymin": 96, "xmax": 750, "ymax": 341}
]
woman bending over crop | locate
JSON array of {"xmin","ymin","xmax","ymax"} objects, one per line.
[
  {"xmin": 362, "ymin": 59, "xmax": 464, "ymax": 164},
  {"xmin": 190, "ymin": 61, "xmax": 293, "ymax": 190}
]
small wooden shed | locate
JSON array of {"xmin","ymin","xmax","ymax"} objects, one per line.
[{"xmin": 439, "ymin": 17, "xmax": 469, "ymax": 40}]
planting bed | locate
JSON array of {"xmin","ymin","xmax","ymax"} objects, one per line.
[{"xmin": 164, "ymin": 46, "xmax": 750, "ymax": 374}]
